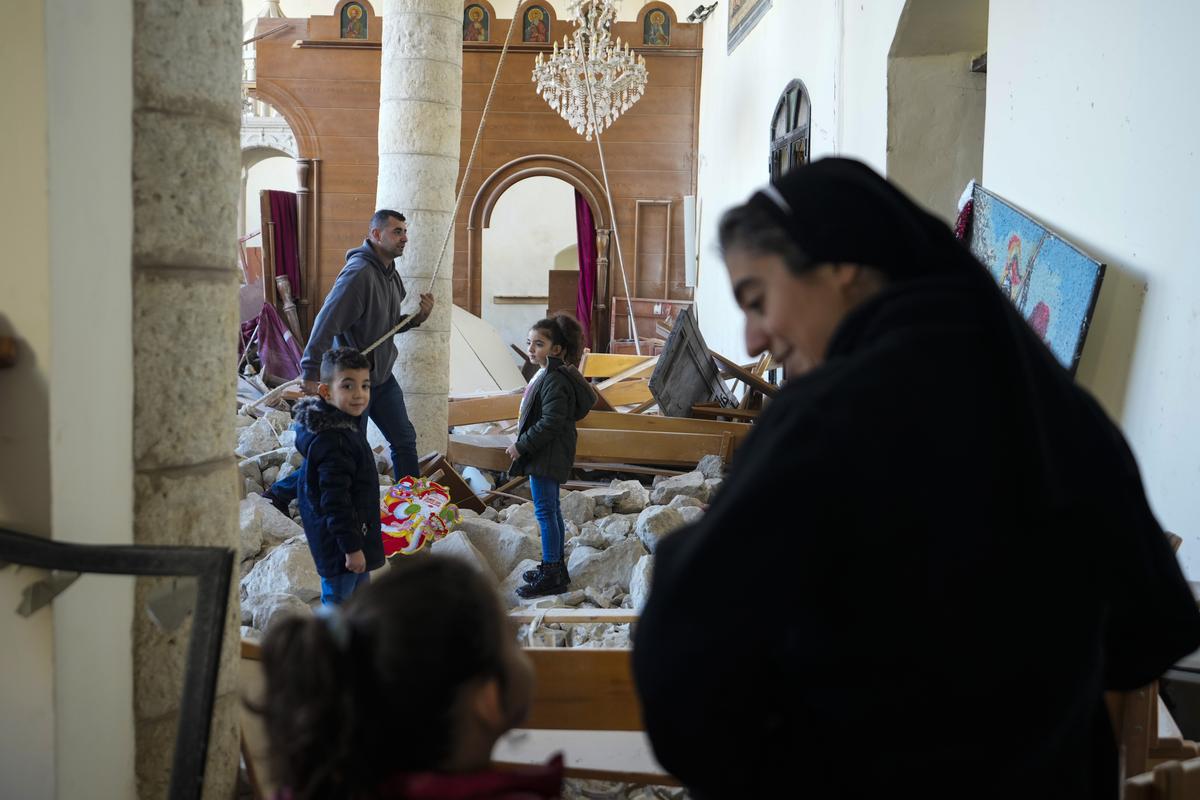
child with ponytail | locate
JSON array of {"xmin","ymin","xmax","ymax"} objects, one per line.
[
  {"xmin": 504, "ymin": 314, "xmax": 596, "ymax": 598},
  {"xmin": 256, "ymin": 556, "xmax": 560, "ymax": 800}
]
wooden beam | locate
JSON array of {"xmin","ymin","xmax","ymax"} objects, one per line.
[
  {"xmin": 448, "ymin": 434, "xmax": 513, "ymax": 472},
  {"xmin": 522, "ymin": 648, "xmax": 642, "ymax": 731},
  {"xmin": 576, "ymin": 429, "xmax": 730, "ymax": 466},
  {"xmin": 692, "ymin": 403, "xmax": 759, "ymax": 421},
  {"xmin": 597, "ymin": 355, "xmax": 660, "ymax": 390},
  {"xmin": 509, "ymin": 608, "xmax": 639, "ymax": 625},
  {"xmin": 448, "ymin": 392, "xmax": 521, "ymax": 427},
  {"xmin": 709, "ymin": 350, "xmax": 779, "ymax": 398},
  {"xmin": 578, "ymin": 410, "xmax": 751, "ymax": 444},
  {"xmin": 580, "ymin": 352, "xmax": 655, "ymax": 379},
  {"xmin": 599, "ymin": 379, "xmax": 652, "ymax": 407},
  {"xmin": 574, "ymin": 461, "xmax": 683, "ymax": 477},
  {"xmin": 421, "ymin": 455, "xmax": 487, "ymax": 513}
]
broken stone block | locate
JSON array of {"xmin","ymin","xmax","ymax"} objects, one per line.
[
  {"xmin": 455, "ymin": 518, "xmax": 542, "ymax": 579},
  {"xmin": 558, "ymin": 589, "xmax": 587, "ymax": 607},
  {"xmin": 238, "ymin": 498, "xmax": 265, "ymax": 560},
  {"xmin": 567, "ymin": 531, "xmax": 608, "ymax": 552},
  {"xmin": 234, "ymin": 414, "xmax": 254, "ymax": 429},
  {"xmin": 499, "ymin": 558, "xmax": 542, "ymax": 608},
  {"xmin": 584, "ymin": 585, "xmax": 621, "ymax": 608},
  {"xmin": 288, "ymin": 448, "xmax": 304, "ymax": 468},
  {"xmin": 261, "ymin": 465, "xmax": 280, "ymax": 487},
  {"xmin": 481, "ymin": 506, "xmax": 500, "ymax": 522},
  {"xmin": 240, "ymin": 537, "xmax": 321, "ymax": 604},
  {"xmin": 697, "ymin": 454, "xmax": 724, "ymax": 480},
  {"xmin": 373, "ymin": 450, "xmax": 391, "ymax": 475},
  {"xmin": 566, "ymin": 537, "xmax": 647, "ymax": 592},
  {"xmin": 526, "ymin": 626, "xmax": 568, "ymax": 648},
  {"xmin": 276, "ymin": 459, "xmax": 296, "ymax": 484},
  {"xmin": 667, "ymin": 494, "xmax": 703, "ymax": 510},
  {"xmin": 649, "ymin": 471, "xmax": 709, "ymax": 506},
  {"xmin": 430, "ymin": 530, "xmax": 498, "ymax": 584},
  {"xmin": 250, "ymin": 447, "xmax": 291, "ymax": 469},
  {"xmin": 240, "ymin": 625, "xmax": 261, "ymax": 641},
  {"xmin": 594, "ymin": 513, "xmax": 637, "ymax": 539},
  {"xmin": 704, "ymin": 477, "xmax": 722, "ymax": 497},
  {"xmin": 678, "ymin": 506, "xmax": 704, "ymax": 525},
  {"xmin": 559, "ymin": 491, "xmax": 596, "ymax": 526},
  {"xmin": 249, "ymin": 591, "xmax": 311, "ymax": 632},
  {"xmin": 582, "ymin": 479, "xmax": 649, "ymax": 514},
  {"xmin": 278, "ymin": 429, "xmax": 297, "ymax": 448},
  {"xmin": 630, "ymin": 554, "xmax": 654, "ymax": 612},
  {"xmin": 235, "ymin": 416, "xmax": 280, "ymax": 459},
  {"xmin": 239, "ymin": 558, "xmax": 256, "ymax": 581},
  {"xmin": 635, "ymin": 506, "xmax": 686, "ymax": 554},
  {"xmin": 243, "ymin": 494, "xmax": 305, "ymax": 543},
  {"xmin": 263, "ymin": 408, "xmax": 292, "ymax": 435},
  {"xmin": 503, "ymin": 502, "xmax": 539, "ymax": 534},
  {"xmin": 237, "ymin": 458, "xmax": 262, "ymax": 482},
  {"xmin": 379, "ymin": 475, "xmax": 393, "ymax": 487},
  {"xmin": 243, "ymin": 478, "xmax": 264, "ymax": 500}
]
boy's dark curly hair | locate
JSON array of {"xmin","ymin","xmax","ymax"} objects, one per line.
[{"xmin": 319, "ymin": 346, "xmax": 370, "ymax": 384}]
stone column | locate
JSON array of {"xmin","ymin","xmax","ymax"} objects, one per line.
[
  {"xmin": 377, "ymin": 0, "xmax": 462, "ymax": 457},
  {"xmin": 131, "ymin": 1, "xmax": 242, "ymax": 797}
]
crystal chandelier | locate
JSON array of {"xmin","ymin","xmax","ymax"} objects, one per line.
[{"xmin": 532, "ymin": 0, "xmax": 648, "ymax": 141}]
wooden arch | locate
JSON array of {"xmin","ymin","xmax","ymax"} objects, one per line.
[
  {"xmin": 250, "ymin": 83, "xmax": 320, "ymax": 158},
  {"xmin": 466, "ymin": 154, "xmax": 611, "ymax": 317}
]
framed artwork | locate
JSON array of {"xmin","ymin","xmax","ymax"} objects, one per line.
[
  {"xmin": 728, "ymin": 0, "xmax": 771, "ymax": 53},
  {"xmin": 965, "ymin": 185, "xmax": 1106, "ymax": 374},
  {"xmin": 523, "ymin": 5, "xmax": 549, "ymax": 43},
  {"xmin": 463, "ymin": 4, "xmax": 489, "ymax": 42},
  {"xmin": 643, "ymin": 7, "xmax": 670, "ymax": 46},
  {"xmin": 340, "ymin": 1, "xmax": 368, "ymax": 39}
]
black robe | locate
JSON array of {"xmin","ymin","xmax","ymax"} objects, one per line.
[{"xmin": 633, "ymin": 269, "xmax": 1200, "ymax": 798}]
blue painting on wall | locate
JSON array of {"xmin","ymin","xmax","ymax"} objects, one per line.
[{"xmin": 966, "ymin": 185, "xmax": 1105, "ymax": 374}]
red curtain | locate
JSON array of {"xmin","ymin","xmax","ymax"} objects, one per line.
[
  {"xmin": 574, "ymin": 191, "xmax": 598, "ymax": 342},
  {"xmin": 267, "ymin": 189, "xmax": 301, "ymax": 297}
]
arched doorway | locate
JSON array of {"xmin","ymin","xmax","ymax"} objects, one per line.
[
  {"xmin": 468, "ymin": 155, "xmax": 612, "ymax": 350},
  {"xmin": 887, "ymin": 0, "xmax": 988, "ymax": 222}
]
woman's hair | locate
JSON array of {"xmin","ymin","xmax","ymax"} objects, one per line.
[
  {"xmin": 531, "ymin": 313, "xmax": 585, "ymax": 366},
  {"xmin": 254, "ymin": 557, "xmax": 508, "ymax": 800},
  {"xmin": 718, "ymin": 201, "xmax": 813, "ymax": 276}
]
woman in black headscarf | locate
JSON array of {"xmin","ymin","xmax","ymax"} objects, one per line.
[{"xmin": 632, "ymin": 159, "xmax": 1200, "ymax": 798}]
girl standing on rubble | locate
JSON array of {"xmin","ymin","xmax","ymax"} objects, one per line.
[
  {"xmin": 505, "ymin": 314, "xmax": 596, "ymax": 598},
  {"xmin": 256, "ymin": 555, "xmax": 561, "ymax": 800}
]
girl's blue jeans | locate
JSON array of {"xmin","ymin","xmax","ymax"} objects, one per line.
[{"xmin": 529, "ymin": 475, "xmax": 565, "ymax": 563}]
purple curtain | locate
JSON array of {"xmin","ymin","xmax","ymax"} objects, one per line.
[
  {"xmin": 268, "ymin": 190, "xmax": 301, "ymax": 297},
  {"xmin": 574, "ymin": 191, "xmax": 598, "ymax": 342},
  {"xmin": 256, "ymin": 302, "xmax": 303, "ymax": 381}
]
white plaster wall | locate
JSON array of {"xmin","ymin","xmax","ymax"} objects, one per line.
[
  {"xmin": 0, "ymin": 1, "xmax": 55, "ymax": 795},
  {"xmin": 984, "ymin": 0, "xmax": 1200, "ymax": 576},
  {"xmin": 693, "ymin": 0, "xmax": 905, "ymax": 362},
  {"xmin": 43, "ymin": 0, "xmax": 138, "ymax": 797},
  {"xmin": 244, "ymin": 155, "xmax": 299, "ymax": 239},
  {"xmin": 887, "ymin": 53, "xmax": 985, "ymax": 222},
  {"xmin": 481, "ymin": 176, "xmax": 577, "ymax": 353}
]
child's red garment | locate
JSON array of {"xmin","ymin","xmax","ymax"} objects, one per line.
[{"xmin": 374, "ymin": 755, "xmax": 563, "ymax": 800}]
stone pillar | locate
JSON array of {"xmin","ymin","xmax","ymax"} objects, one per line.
[
  {"xmin": 377, "ymin": 0, "xmax": 462, "ymax": 457},
  {"xmin": 131, "ymin": 0, "xmax": 242, "ymax": 797}
]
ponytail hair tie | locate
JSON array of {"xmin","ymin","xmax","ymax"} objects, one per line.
[{"xmin": 315, "ymin": 604, "xmax": 352, "ymax": 651}]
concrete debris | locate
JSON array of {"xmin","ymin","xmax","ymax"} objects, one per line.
[
  {"xmin": 526, "ymin": 626, "xmax": 568, "ymax": 647},
  {"xmin": 238, "ymin": 498, "xmax": 266, "ymax": 560},
  {"xmin": 481, "ymin": 506, "xmax": 500, "ymax": 522},
  {"xmin": 454, "ymin": 517, "xmax": 542, "ymax": 579},
  {"xmin": 677, "ymin": 506, "xmax": 704, "ymax": 525},
  {"xmin": 667, "ymin": 495, "xmax": 703, "ymax": 510},
  {"xmin": 243, "ymin": 493, "xmax": 304, "ymax": 543},
  {"xmin": 566, "ymin": 537, "xmax": 647, "ymax": 592},
  {"xmin": 235, "ymin": 415, "xmax": 255, "ymax": 429},
  {"xmin": 240, "ymin": 536, "xmax": 321, "ymax": 605},
  {"xmin": 696, "ymin": 454, "xmax": 724, "ymax": 480},
  {"xmin": 649, "ymin": 471, "xmax": 708, "ymax": 506},
  {"xmin": 502, "ymin": 502, "xmax": 540, "ymax": 534},
  {"xmin": 561, "ymin": 780, "xmax": 688, "ymax": 800},
  {"xmin": 261, "ymin": 465, "xmax": 280, "ymax": 487},
  {"xmin": 630, "ymin": 554, "xmax": 654, "ymax": 613},
  {"xmin": 583, "ymin": 585, "xmax": 622, "ymax": 608},
  {"xmin": 594, "ymin": 513, "xmax": 638, "ymax": 540},
  {"xmin": 249, "ymin": 591, "xmax": 312, "ymax": 631},
  {"xmin": 276, "ymin": 459, "xmax": 297, "ymax": 484},
  {"xmin": 278, "ymin": 429, "xmax": 297, "ymax": 448},
  {"xmin": 240, "ymin": 625, "xmax": 261, "ymax": 641},
  {"xmin": 244, "ymin": 477, "xmax": 264, "ymax": 499},
  {"xmin": 263, "ymin": 408, "xmax": 292, "ymax": 435},
  {"xmin": 704, "ymin": 477, "xmax": 722, "ymax": 497},
  {"xmin": 635, "ymin": 506, "xmax": 686, "ymax": 554},
  {"xmin": 235, "ymin": 416, "xmax": 280, "ymax": 459},
  {"xmin": 373, "ymin": 450, "xmax": 391, "ymax": 475},
  {"xmin": 237, "ymin": 458, "xmax": 262, "ymax": 482},
  {"xmin": 583, "ymin": 479, "xmax": 649, "ymax": 514},
  {"xmin": 429, "ymin": 530, "xmax": 498, "ymax": 583},
  {"xmin": 559, "ymin": 491, "xmax": 596, "ymax": 526}
]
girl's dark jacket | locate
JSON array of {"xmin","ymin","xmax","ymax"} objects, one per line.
[
  {"xmin": 293, "ymin": 397, "xmax": 384, "ymax": 577},
  {"xmin": 509, "ymin": 357, "xmax": 596, "ymax": 484},
  {"xmin": 632, "ymin": 159, "xmax": 1200, "ymax": 800}
]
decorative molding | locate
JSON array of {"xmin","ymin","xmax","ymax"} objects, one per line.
[{"xmin": 240, "ymin": 115, "xmax": 297, "ymax": 158}]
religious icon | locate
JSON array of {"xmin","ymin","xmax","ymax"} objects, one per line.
[
  {"xmin": 523, "ymin": 5, "xmax": 549, "ymax": 43},
  {"xmin": 644, "ymin": 8, "xmax": 670, "ymax": 46},
  {"xmin": 340, "ymin": 2, "xmax": 367, "ymax": 39},
  {"xmin": 463, "ymin": 4, "xmax": 489, "ymax": 42}
]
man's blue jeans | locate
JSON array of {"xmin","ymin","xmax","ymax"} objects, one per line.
[
  {"xmin": 320, "ymin": 570, "xmax": 371, "ymax": 605},
  {"xmin": 529, "ymin": 475, "xmax": 565, "ymax": 564},
  {"xmin": 269, "ymin": 374, "xmax": 418, "ymax": 501}
]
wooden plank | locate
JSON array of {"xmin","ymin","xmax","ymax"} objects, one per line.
[
  {"xmin": 521, "ymin": 648, "xmax": 641, "ymax": 731},
  {"xmin": 492, "ymin": 730, "xmax": 678, "ymax": 787},
  {"xmin": 422, "ymin": 456, "xmax": 487, "ymax": 513},
  {"xmin": 509, "ymin": 608, "xmax": 639, "ymax": 625},
  {"xmin": 578, "ymin": 410, "xmax": 751, "ymax": 443},
  {"xmin": 580, "ymin": 353, "xmax": 656, "ymax": 379},
  {"xmin": 599, "ymin": 379, "xmax": 652, "ymax": 406},
  {"xmin": 448, "ymin": 392, "xmax": 521, "ymax": 427},
  {"xmin": 449, "ymin": 434, "xmax": 513, "ymax": 472},
  {"xmin": 597, "ymin": 356, "xmax": 660, "ymax": 390},
  {"xmin": 692, "ymin": 403, "xmax": 759, "ymax": 422},
  {"xmin": 711, "ymin": 350, "xmax": 780, "ymax": 398},
  {"xmin": 576, "ymin": 429, "xmax": 729, "ymax": 466}
]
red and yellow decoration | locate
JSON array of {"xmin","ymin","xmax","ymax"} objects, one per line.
[{"xmin": 380, "ymin": 476, "xmax": 461, "ymax": 556}]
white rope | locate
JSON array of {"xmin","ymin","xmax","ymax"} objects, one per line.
[
  {"xmin": 362, "ymin": 13, "xmax": 521, "ymax": 357},
  {"xmin": 582, "ymin": 60, "xmax": 641, "ymax": 355}
]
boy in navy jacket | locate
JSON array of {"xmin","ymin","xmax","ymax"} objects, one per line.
[{"xmin": 293, "ymin": 347, "xmax": 384, "ymax": 605}]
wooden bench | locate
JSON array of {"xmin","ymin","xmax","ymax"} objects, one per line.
[{"xmin": 1125, "ymin": 755, "xmax": 1200, "ymax": 799}]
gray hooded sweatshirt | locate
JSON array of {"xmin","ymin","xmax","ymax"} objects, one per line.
[{"xmin": 299, "ymin": 239, "xmax": 421, "ymax": 387}]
